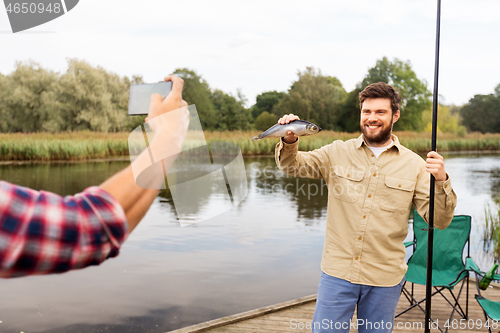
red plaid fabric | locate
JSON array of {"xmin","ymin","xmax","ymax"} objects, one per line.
[{"xmin": 0, "ymin": 181, "xmax": 128, "ymax": 278}]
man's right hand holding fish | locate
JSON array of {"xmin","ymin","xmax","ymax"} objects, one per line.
[{"xmin": 278, "ymin": 113, "xmax": 300, "ymax": 144}]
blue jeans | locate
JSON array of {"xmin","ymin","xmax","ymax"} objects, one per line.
[{"xmin": 312, "ymin": 272, "xmax": 405, "ymax": 333}]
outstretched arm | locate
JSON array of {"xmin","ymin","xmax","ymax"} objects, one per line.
[
  {"xmin": 0, "ymin": 75, "xmax": 190, "ymax": 278},
  {"xmin": 100, "ymin": 74, "xmax": 189, "ymax": 233}
]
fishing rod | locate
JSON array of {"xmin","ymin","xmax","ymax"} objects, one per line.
[{"xmin": 424, "ymin": 0, "xmax": 441, "ymax": 331}]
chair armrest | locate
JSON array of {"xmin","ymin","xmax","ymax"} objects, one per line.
[
  {"xmin": 466, "ymin": 257, "xmax": 500, "ymax": 281},
  {"xmin": 465, "ymin": 257, "xmax": 484, "ymax": 276},
  {"xmin": 404, "ymin": 241, "xmax": 415, "ymax": 247}
]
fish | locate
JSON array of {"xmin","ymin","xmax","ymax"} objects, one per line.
[{"xmin": 251, "ymin": 120, "xmax": 322, "ymax": 141}]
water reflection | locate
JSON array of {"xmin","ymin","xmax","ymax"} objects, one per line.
[
  {"xmin": 0, "ymin": 157, "xmax": 329, "ymax": 332},
  {"xmin": 482, "ymin": 165, "xmax": 500, "ymax": 262},
  {"xmin": 452, "ymin": 157, "xmax": 498, "ymax": 258},
  {"xmin": 469, "ymin": 168, "xmax": 500, "ymax": 202},
  {"xmin": 247, "ymin": 158, "xmax": 328, "ymax": 221},
  {"xmin": 488, "ymin": 169, "xmax": 500, "ymax": 202},
  {"xmin": 483, "ymin": 199, "xmax": 500, "ymax": 262},
  {"xmin": 441, "ymin": 154, "xmax": 500, "ymax": 268},
  {"xmin": 0, "ymin": 154, "xmax": 499, "ymax": 333},
  {"xmin": 0, "ymin": 160, "xmax": 129, "ymax": 196},
  {"xmin": 156, "ymin": 157, "xmax": 329, "ymax": 223}
]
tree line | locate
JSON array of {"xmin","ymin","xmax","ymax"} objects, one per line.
[{"xmin": 0, "ymin": 58, "xmax": 498, "ymax": 134}]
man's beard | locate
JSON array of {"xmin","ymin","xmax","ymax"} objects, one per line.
[{"xmin": 361, "ymin": 122, "xmax": 393, "ymax": 145}]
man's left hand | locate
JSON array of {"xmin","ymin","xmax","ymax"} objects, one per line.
[{"xmin": 426, "ymin": 151, "xmax": 447, "ymax": 181}]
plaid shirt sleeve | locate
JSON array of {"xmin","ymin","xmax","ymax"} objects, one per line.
[{"xmin": 0, "ymin": 181, "xmax": 128, "ymax": 278}]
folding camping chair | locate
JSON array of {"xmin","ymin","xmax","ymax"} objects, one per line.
[
  {"xmin": 466, "ymin": 257, "xmax": 500, "ymax": 333},
  {"xmin": 396, "ymin": 212, "xmax": 472, "ymax": 333}
]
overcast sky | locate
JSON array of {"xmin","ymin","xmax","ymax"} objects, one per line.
[{"xmin": 1, "ymin": 0, "xmax": 499, "ymax": 107}]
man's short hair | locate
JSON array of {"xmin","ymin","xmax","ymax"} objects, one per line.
[{"xmin": 359, "ymin": 82, "xmax": 401, "ymax": 115}]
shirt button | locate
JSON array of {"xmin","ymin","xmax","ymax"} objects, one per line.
[
  {"xmin": 368, "ymin": 194, "xmax": 372, "ymax": 198},
  {"xmin": 358, "ymin": 236, "xmax": 362, "ymax": 240},
  {"xmin": 347, "ymin": 174, "xmax": 350, "ymax": 177},
  {"xmin": 371, "ymin": 154, "xmax": 375, "ymax": 157},
  {"xmin": 355, "ymin": 257, "xmax": 359, "ymax": 260},
  {"xmin": 363, "ymin": 215, "xmax": 366, "ymax": 219},
  {"xmin": 398, "ymin": 184, "xmax": 401, "ymax": 188},
  {"xmin": 373, "ymin": 173, "xmax": 377, "ymax": 177},
  {"xmin": 444, "ymin": 185, "xmax": 448, "ymax": 188},
  {"xmin": 437, "ymin": 186, "xmax": 441, "ymax": 190}
]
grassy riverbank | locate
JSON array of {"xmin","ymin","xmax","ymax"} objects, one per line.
[
  {"xmin": 209, "ymin": 130, "xmax": 500, "ymax": 155},
  {"xmin": 0, "ymin": 132, "xmax": 130, "ymax": 161},
  {"xmin": 1, "ymin": 131, "xmax": 500, "ymax": 161}
]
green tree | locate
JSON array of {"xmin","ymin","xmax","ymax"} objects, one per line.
[
  {"xmin": 173, "ymin": 68, "xmax": 216, "ymax": 130},
  {"xmin": 1, "ymin": 61, "xmax": 62, "ymax": 133},
  {"xmin": 0, "ymin": 72, "xmax": 9, "ymax": 132},
  {"xmin": 59, "ymin": 59, "xmax": 129, "ymax": 132},
  {"xmin": 422, "ymin": 104, "xmax": 460, "ymax": 134},
  {"xmin": 210, "ymin": 89, "xmax": 251, "ymax": 130},
  {"xmin": 327, "ymin": 76, "xmax": 344, "ymax": 89},
  {"xmin": 360, "ymin": 57, "xmax": 431, "ymax": 131},
  {"xmin": 337, "ymin": 87, "xmax": 362, "ymax": 132},
  {"xmin": 460, "ymin": 92, "xmax": 500, "ymax": 133},
  {"xmin": 273, "ymin": 67, "xmax": 347, "ymax": 130},
  {"xmin": 164, "ymin": 69, "xmax": 253, "ymax": 131},
  {"xmin": 0, "ymin": 63, "xmax": 256, "ymax": 133},
  {"xmin": 449, "ymin": 104, "xmax": 463, "ymax": 116},
  {"xmin": 254, "ymin": 111, "xmax": 278, "ymax": 131},
  {"xmin": 250, "ymin": 91, "xmax": 285, "ymax": 119}
]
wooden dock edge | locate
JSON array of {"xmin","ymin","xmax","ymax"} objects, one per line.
[
  {"xmin": 165, "ymin": 277, "xmax": 498, "ymax": 333},
  {"xmin": 165, "ymin": 294, "xmax": 317, "ymax": 333}
]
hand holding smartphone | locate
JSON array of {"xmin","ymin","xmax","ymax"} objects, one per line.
[{"xmin": 128, "ymin": 81, "xmax": 173, "ymax": 115}]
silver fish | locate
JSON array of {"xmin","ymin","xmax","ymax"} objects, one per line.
[{"xmin": 251, "ymin": 120, "xmax": 322, "ymax": 141}]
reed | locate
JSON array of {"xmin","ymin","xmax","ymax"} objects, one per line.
[
  {"xmin": 0, "ymin": 132, "xmax": 129, "ymax": 161},
  {"xmin": 484, "ymin": 199, "xmax": 500, "ymax": 261},
  {"xmin": 1, "ymin": 130, "xmax": 500, "ymax": 161},
  {"xmin": 205, "ymin": 130, "xmax": 500, "ymax": 155}
]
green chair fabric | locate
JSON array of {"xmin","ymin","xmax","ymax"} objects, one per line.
[
  {"xmin": 465, "ymin": 257, "xmax": 482, "ymax": 274},
  {"xmin": 406, "ymin": 212, "xmax": 471, "ymax": 288},
  {"xmin": 404, "ymin": 240, "xmax": 415, "ymax": 247},
  {"xmin": 397, "ymin": 211, "xmax": 472, "ymax": 332},
  {"xmin": 475, "ymin": 295, "xmax": 500, "ymax": 321},
  {"xmin": 468, "ymin": 257, "xmax": 500, "ymax": 332},
  {"xmin": 466, "ymin": 257, "xmax": 500, "ymax": 281}
]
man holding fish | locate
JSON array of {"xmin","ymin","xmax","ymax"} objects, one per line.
[{"xmin": 273, "ymin": 82, "xmax": 457, "ymax": 333}]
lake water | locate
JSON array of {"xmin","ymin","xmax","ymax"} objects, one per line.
[{"xmin": 0, "ymin": 153, "xmax": 499, "ymax": 332}]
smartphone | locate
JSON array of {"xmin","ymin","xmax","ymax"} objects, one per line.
[{"xmin": 128, "ymin": 81, "xmax": 173, "ymax": 115}]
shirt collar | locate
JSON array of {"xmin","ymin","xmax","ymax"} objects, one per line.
[{"xmin": 356, "ymin": 134, "xmax": 402, "ymax": 154}]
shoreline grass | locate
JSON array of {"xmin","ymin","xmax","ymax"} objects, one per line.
[{"xmin": 1, "ymin": 130, "xmax": 500, "ymax": 161}]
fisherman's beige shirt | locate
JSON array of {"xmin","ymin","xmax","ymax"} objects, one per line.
[{"xmin": 275, "ymin": 134, "xmax": 457, "ymax": 287}]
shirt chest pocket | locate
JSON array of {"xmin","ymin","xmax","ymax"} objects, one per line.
[
  {"xmin": 331, "ymin": 166, "xmax": 365, "ymax": 203},
  {"xmin": 379, "ymin": 176, "xmax": 415, "ymax": 214}
]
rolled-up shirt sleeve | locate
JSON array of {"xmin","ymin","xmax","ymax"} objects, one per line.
[
  {"xmin": 275, "ymin": 138, "xmax": 332, "ymax": 180},
  {"xmin": 0, "ymin": 181, "xmax": 128, "ymax": 278}
]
